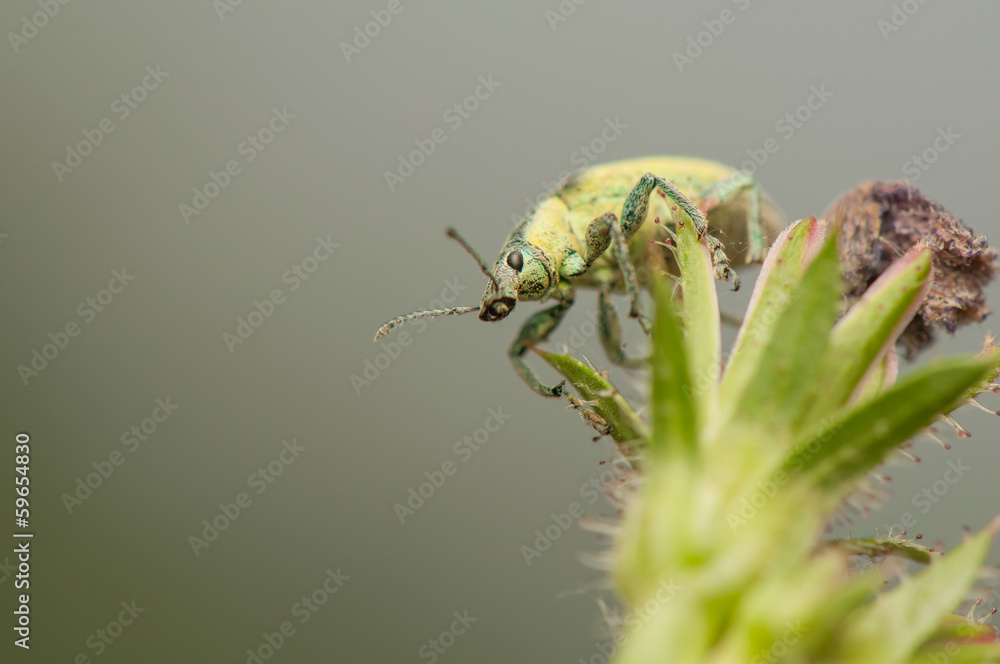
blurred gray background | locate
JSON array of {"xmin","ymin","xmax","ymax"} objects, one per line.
[{"xmin": 2, "ymin": 1, "xmax": 1000, "ymax": 661}]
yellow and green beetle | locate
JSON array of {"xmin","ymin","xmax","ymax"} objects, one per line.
[{"xmin": 375, "ymin": 156, "xmax": 784, "ymax": 396}]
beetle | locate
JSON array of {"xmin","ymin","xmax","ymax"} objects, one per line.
[{"xmin": 374, "ymin": 156, "xmax": 784, "ymax": 397}]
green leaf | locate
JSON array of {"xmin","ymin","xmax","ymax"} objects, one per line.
[
  {"xmin": 847, "ymin": 518, "xmax": 1000, "ymax": 661},
  {"xmin": 948, "ymin": 339, "xmax": 1000, "ymax": 414},
  {"xmin": 807, "ymin": 246, "xmax": 932, "ymax": 420},
  {"xmin": 674, "ymin": 213, "xmax": 722, "ymax": 420},
  {"xmin": 536, "ymin": 350, "xmax": 647, "ymax": 444},
  {"xmin": 827, "ymin": 535, "xmax": 937, "ymax": 565},
  {"xmin": 781, "ymin": 353, "xmax": 1000, "ymax": 501},
  {"xmin": 723, "ymin": 222, "xmax": 842, "ymax": 438},
  {"xmin": 852, "ymin": 352, "xmax": 898, "ymax": 405},
  {"xmin": 650, "ymin": 274, "xmax": 698, "ymax": 459},
  {"xmin": 717, "ymin": 218, "xmax": 828, "ymax": 429}
]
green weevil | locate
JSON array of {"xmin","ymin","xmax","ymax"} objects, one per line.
[{"xmin": 374, "ymin": 156, "xmax": 784, "ymax": 397}]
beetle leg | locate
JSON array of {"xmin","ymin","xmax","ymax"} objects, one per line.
[
  {"xmin": 602, "ymin": 209, "xmax": 652, "ymax": 334},
  {"xmin": 580, "ymin": 211, "xmax": 650, "ymax": 333},
  {"xmin": 585, "ymin": 213, "xmax": 652, "ymax": 334},
  {"xmin": 582, "ymin": 174, "xmax": 738, "ymax": 339},
  {"xmin": 509, "ymin": 279, "xmax": 575, "ymax": 397},
  {"xmin": 612, "ymin": 174, "xmax": 721, "ymax": 331},
  {"xmin": 704, "ymin": 233, "xmax": 741, "ymax": 289},
  {"xmin": 566, "ymin": 394, "xmax": 612, "ymax": 440},
  {"xmin": 695, "ymin": 172, "xmax": 766, "ymax": 263},
  {"xmin": 580, "ymin": 211, "xmax": 615, "ymax": 266},
  {"xmin": 598, "ymin": 288, "xmax": 645, "ymax": 368},
  {"xmin": 623, "ymin": 173, "xmax": 709, "ymax": 238}
]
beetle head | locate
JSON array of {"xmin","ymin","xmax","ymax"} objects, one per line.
[
  {"xmin": 371, "ymin": 227, "xmax": 551, "ymax": 341},
  {"xmin": 479, "ymin": 246, "xmax": 550, "ymax": 321}
]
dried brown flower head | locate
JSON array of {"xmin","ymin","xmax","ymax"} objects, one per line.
[{"xmin": 825, "ymin": 181, "xmax": 998, "ymax": 356}]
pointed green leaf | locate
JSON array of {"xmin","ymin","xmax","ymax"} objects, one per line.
[
  {"xmin": 828, "ymin": 535, "xmax": 937, "ymax": 565},
  {"xmin": 949, "ymin": 339, "xmax": 1000, "ymax": 414},
  {"xmin": 650, "ymin": 274, "xmax": 698, "ymax": 459},
  {"xmin": 723, "ymin": 224, "xmax": 841, "ymax": 436},
  {"xmin": 717, "ymin": 218, "xmax": 827, "ymax": 424},
  {"xmin": 807, "ymin": 246, "xmax": 932, "ymax": 420},
  {"xmin": 848, "ymin": 518, "xmax": 999, "ymax": 660},
  {"xmin": 781, "ymin": 353, "xmax": 999, "ymax": 500},
  {"xmin": 852, "ymin": 352, "xmax": 898, "ymax": 405},
  {"xmin": 536, "ymin": 350, "xmax": 647, "ymax": 444},
  {"xmin": 914, "ymin": 615, "xmax": 1000, "ymax": 663},
  {"xmin": 674, "ymin": 213, "xmax": 722, "ymax": 420}
]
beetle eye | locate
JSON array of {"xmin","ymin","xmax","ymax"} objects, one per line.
[{"xmin": 506, "ymin": 251, "xmax": 523, "ymax": 272}]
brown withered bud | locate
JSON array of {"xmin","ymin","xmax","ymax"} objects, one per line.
[{"xmin": 824, "ymin": 181, "xmax": 998, "ymax": 357}]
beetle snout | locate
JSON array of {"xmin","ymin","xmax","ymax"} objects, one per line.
[{"xmin": 480, "ymin": 297, "xmax": 516, "ymax": 322}]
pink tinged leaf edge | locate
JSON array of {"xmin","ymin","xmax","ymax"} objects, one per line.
[
  {"xmin": 841, "ymin": 245, "xmax": 933, "ymax": 402},
  {"xmin": 883, "ymin": 345, "xmax": 900, "ymax": 390},
  {"xmin": 737, "ymin": 217, "xmax": 827, "ymax": 346}
]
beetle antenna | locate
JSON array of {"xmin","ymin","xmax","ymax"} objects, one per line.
[
  {"xmin": 373, "ymin": 306, "xmax": 479, "ymax": 341},
  {"xmin": 446, "ymin": 227, "xmax": 499, "ymax": 291},
  {"xmin": 373, "ymin": 226, "xmax": 496, "ymax": 340}
]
